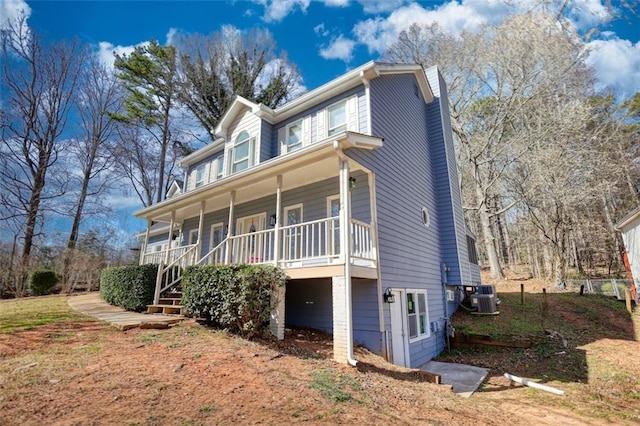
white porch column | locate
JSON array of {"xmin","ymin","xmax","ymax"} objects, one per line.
[
  {"xmin": 140, "ymin": 219, "xmax": 152, "ymax": 265},
  {"xmin": 273, "ymin": 175, "xmax": 282, "ymax": 266},
  {"xmin": 197, "ymin": 200, "xmax": 206, "ymax": 261},
  {"xmin": 333, "ymin": 156, "xmax": 356, "ymax": 365},
  {"xmin": 165, "ymin": 211, "xmax": 176, "ymax": 264},
  {"xmin": 332, "ymin": 275, "xmax": 348, "ymax": 363},
  {"xmin": 225, "ymin": 191, "xmax": 236, "ymax": 263},
  {"xmin": 270, "ymin": 284, "xmax": 286, "ymax": 340}
]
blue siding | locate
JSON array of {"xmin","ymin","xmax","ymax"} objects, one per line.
[
  {"xmin": 272, "ymin": 85, "xmax": 367, "ymax": 157},
  {"xmin": 286, "ymin": 278, "xmax": 333, "ymax": 332},
  {"xmin": 260, "ymin": 120, "xmax": 273, "ymax": 163},
  {"xmin": 180, "ymin": 173, "xmax": 371, "ymax": 258},
  {"xmin": 286, "ymin": 277, "xmax": 382, "ymax": 356},
  {"xmin": 347, "ymin": 73, "xmax": 448, "ymax": 367},
  {"xmin": 352, "ymin": 278, "xmax": 383, "ymax": 354}
]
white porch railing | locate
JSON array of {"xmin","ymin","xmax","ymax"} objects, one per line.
[
  {"xmin": 144, "ymin": 218, "xmax": 377, "ymax": 302},
  {"xmin": 153, "ymin": 244, "xmax": 198, "ymax": 304},
  {"xmin": 281, "ymin": 217, "xmax": 341, "ymax": 263},
  {"xmin": 143, "ymin": 244, "xmax": 197, "ymax": 266}
]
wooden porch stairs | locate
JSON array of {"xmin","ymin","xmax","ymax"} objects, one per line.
[{"xmin": 147, "ymin": 290, "xmax": 184, "ymax": 316}]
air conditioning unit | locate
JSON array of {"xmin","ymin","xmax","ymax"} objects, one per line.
[
  {"xmin": 470, "ymin": 294, "xmax": 497, "ymax": 314},
  {"xmin": 477, "ymin": 285, "xmax": 496, "ymax": 295},
  {"xmin": 475, "ymin": 285, "xmax": 500, "ymax": 305}
]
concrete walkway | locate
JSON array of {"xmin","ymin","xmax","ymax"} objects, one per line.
[
  {"xmin": 421, "ymin": 360, "xmax": 488, "ymax": 398},
  {"xmin": 68, "ymin": 292, "xmax": 183, "ymax": 331}
]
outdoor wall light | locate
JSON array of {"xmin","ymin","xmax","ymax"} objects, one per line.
[
  {"xmin": 383, "ymin": 288, "xmax": 395, "ymax": 303},
  {"xmin": 349, "ymin": 177, "xmax": 357, "ymax": 190}
]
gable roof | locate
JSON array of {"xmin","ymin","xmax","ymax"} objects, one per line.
[
  {"xmin": 616, "ymin": 206, "xmax": 640, "ymax": 231},
  {"xmin": 214, "ymin": 61, "xmax": 434, "ymax": 132}
]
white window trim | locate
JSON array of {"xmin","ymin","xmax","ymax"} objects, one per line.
[
  {"xmin": 327, "ymin": 99, "xmax": 347, "ymax": 137},
  {"xmin": 327, "ymin": 195, "xmax": 340, "ymax": 257},
  {"xmin": 209, "ymin": 222, "xmax": 225, "ymax": 251},
  {"xmin": 406, "ymin": 289, "xmax": 430, "ymax": 343},
  {"xmin": 209, "ymin": 154, "xmax": 224, "ymax": 182},
  {"xmin": 283, "ymin": 119, "xmax": 303, "ymax": 154},
  {"xmin": 188, "ymin": 229, "xmax": 199, "ymax": 246},
  {"xmin": 195, "ymin": 163, "xmax": 206, "ymax": 188},
  {"xmin": 283, "ymin": 203, "xmax": 304, "ymax": 225},
  {"xmin": 231, "ymin": 131, "xmax": 255, "ymax": 174}
]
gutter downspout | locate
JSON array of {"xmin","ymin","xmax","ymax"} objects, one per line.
[{"xmin": 334, "ymin": 141, "xmax": 358, "ymax": 367}]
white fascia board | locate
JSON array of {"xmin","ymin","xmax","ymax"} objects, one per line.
[
  {"xmin": 178, "ymin": 138, "xmax": 225, "ymax": 168},
  {"xmin": 616, "ymin": 206, "xmax": 640, "ymax": 231},
  {"xmin": 378, "ymin": 63, "xmax": 434, "ymax": 103},
  {"xmin": 273, "ymin": 61, "xmax": 434, "ymax": 122},
  {"xmin": 274, "ymin": 61, "xmax": 377, "ymax": 122},
  {"xmin": 214, "ymin": 95, "xmax": 269, "ymax": 135}
]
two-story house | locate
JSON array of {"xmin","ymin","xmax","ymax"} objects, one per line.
[{"xmin": 134, "ymin": 61, "xmax": 481, "ymax": 368}]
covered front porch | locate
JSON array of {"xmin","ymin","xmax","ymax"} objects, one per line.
[{"xmin": 134, "ymin": 133, "xmax": 383, "ymax": 306}]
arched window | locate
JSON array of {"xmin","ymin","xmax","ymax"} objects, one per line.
[{"xmin": 232, "ymin": 130, "xmax": 254, "ymax": 173}]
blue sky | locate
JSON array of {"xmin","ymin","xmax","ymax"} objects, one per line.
[
  {"xmin": 1, "ymin": 0, "xmax": 640, "ymax": 245},
  {"xmin": 5, "ymin": 0, "xmax": 640, "ymax": 94}
]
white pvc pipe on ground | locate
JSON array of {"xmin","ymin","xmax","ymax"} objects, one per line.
[{"xmin": 504, "ymin": 373, "xmax": 565, "ymax": 396}]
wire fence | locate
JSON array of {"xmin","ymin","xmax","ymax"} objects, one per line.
[{"xmin": 561, "ymin": 278, "xmax": 632, "ymax": 300}]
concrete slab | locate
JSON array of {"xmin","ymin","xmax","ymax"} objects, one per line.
[
  {"xmin": 68, "ymin": 293, "xmax": 183, "ymax": 330},
  {"xmin": 421, "ymin": 361, "xmax": 488, "ymax": 398}
]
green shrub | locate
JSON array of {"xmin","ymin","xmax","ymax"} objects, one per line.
[
  {"xmin": 100, "ymin": 264, "xmax": 158, "ymax": 312},
  {"xmin": 29, "ymin": 269, "xmax": 60, "ymax": 296},
  {"xmin": 182, "ymin": 264, "xmax": 286, "ymax": 337}
]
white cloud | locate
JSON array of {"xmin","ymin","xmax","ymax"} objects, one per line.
[
  {"xmin": 323, "ymin": 0, "xmax": 349, "ymax": 6},
  {"xmin": 565, "ymin": 0, "xmax": 612, "ymax": 30},
  {"xmin": 320, "ymin": 35, "xmax": 357, "ymax": 61},
  {"xmin": 352, "ymin": 1, "xmax": 508, "ymax": 55},
  {"xmin": 0, "ymin": 0, "xmax": 31, "ymax": 30},
  {"xmin": 314, "ymin": 23, "xmax": 329, "ymax": 36},
  {"xmin": 97, "ymin": 40, "xmax": 149, "ymax": 69},
  {"xmin": 358, "ymin": 0, "xmax": 407, "ymax": 14},
  {"xmin": 257, "ymin": 0, "xmax": 311, "ymax": 22},
  {"xmin": 166, "ymin": 27, "xmax": 178, "ymax": 46},
  {"xmin": 586, "ymin": 37, "xmax": 640, "ymax": 97}
]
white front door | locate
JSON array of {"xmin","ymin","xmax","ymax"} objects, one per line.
[
  {"xmin": 235, "ymin": 213, "xmax": 266, "ymax": 263},
  {"xmin": 390, "ymin": 289, "xmax": 410, "ymax": 367}
]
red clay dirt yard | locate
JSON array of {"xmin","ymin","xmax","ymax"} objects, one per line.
[{"xmin": 1, "ymin": 276, "xmax": 639, "ymax": 425}]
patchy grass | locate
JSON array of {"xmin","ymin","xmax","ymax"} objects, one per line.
[
  {"xmin": 438, "ymin": 288, "xmax": 640, "ymax": 422},
  {"xmin": 0, "ymin": 296, "xmax": 86, "ymax": 333},
  {"xmin": 309, "ymin": 368, "xmax": 361, "ymax": 402}
]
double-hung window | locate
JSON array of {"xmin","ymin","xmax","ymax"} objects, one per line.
[
  {"xmin": 328, "ymin": 100, "xmax": 347, "ymax": 136},
  {"xmin": 195, "ymin": 164, "xmax": 206, "ymax": 188},
  {"xmin": 285, "ymin": 120, "xmax": 303, "ymax": 153},
  {"xmin": 211, "ymin": 153, "xmax": 224, "ymax": 181},
  {"xmin": 232, "ymin": 130, "xmax": 255, "ymax": 173},
  {"xmin": 406, "ymin": 290, "xmax": 430, "ymax": 342}
]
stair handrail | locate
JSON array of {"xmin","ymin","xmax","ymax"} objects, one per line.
[
  {"xmin": 154, "ymin": 244, "xmax": 198, "ymax": 304},
  {"xmin": 196, "ymin": 238, "xmax": 229, "ymax": 266}
]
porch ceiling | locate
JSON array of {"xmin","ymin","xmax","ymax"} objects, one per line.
[{"xmin": 135, "ymin": 134, "xmax": 378, "ymax": 223}]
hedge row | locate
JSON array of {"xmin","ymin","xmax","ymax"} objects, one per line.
[
  {"xmin": 182, "ymin": 264, "xmax": 286, "ymax": 337},
  {"xmin": 29, "ymin": 269, "xmax": 60, "ymax": 296},
  {"xmin": 100, "ymin": 264, "xmax": 158, "ymax": 312}
]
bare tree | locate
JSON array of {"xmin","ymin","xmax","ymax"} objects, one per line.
[
  {"xmin": 0, "ymin": 14, "xmax": 84, "ymax": 292},
  {"xmin": 176, "ymin": 27, "xmax": 302, "ymax": 137},
  {"xmin": 59, "ymin": 57, "xmax": 123, "ymax": 286}
]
